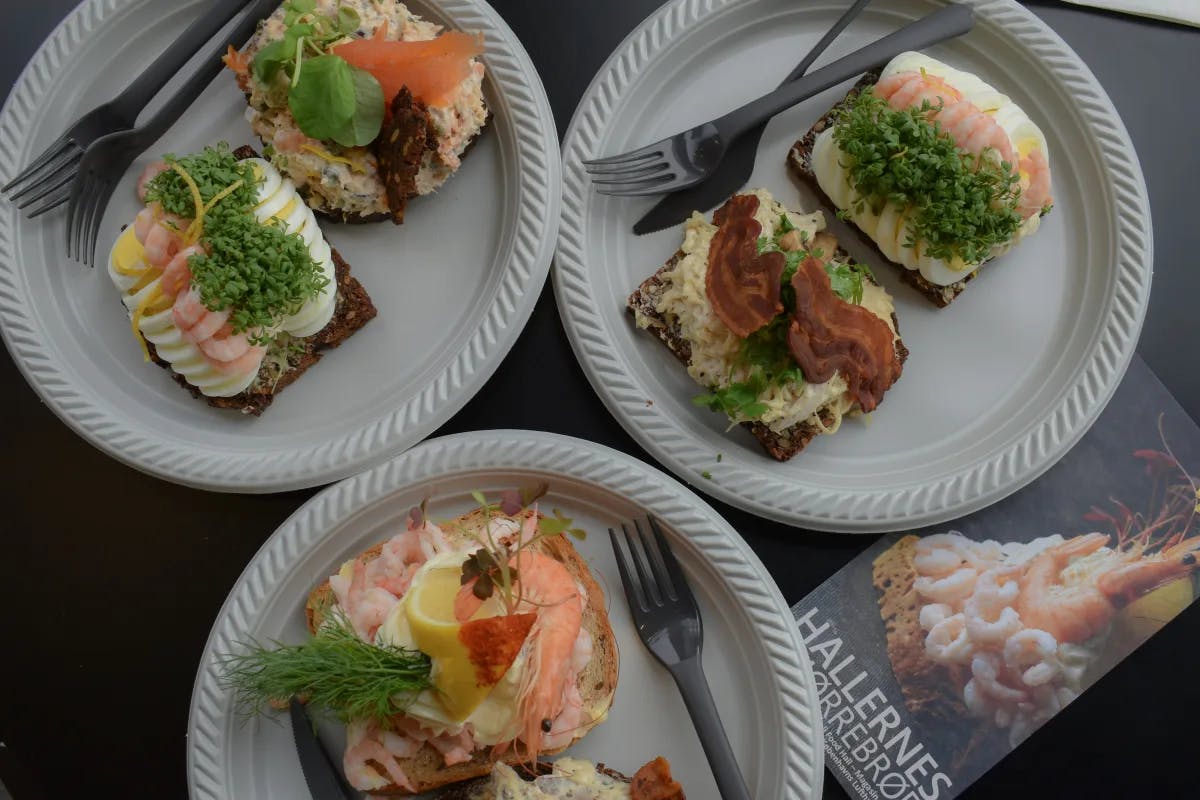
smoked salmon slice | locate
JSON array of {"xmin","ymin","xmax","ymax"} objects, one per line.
[{"xmin": 334, "ymin": 31, "xmax": 483, "ymax": 108}]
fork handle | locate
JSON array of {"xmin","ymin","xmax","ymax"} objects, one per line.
[
  {"xmin": 109, "ymin": 0, "xmax": 258, "ymax": 123},
  {"xmin": 669, "ymin": 656, "xmax": 752, "ymax": 800},
  {"xmin": 133, "ymin": 0, "xmax": 279, "ymax": 141},
  {"xmin": 717, "ymin": 3, "xmax": 975, "ymax": 141}
]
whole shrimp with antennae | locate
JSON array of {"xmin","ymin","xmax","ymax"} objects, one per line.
[
  {"xmin": 455, "ymin": 548, "xmax": 583, "ymax": 761},
  {"xmin": 1017, "ymin": 533, "xmax": 1200, "ymax": 644}
]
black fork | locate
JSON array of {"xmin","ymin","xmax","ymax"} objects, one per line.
[{"xmin": 608, "ymin": 516, "xmax": 751, "ymax": 800}]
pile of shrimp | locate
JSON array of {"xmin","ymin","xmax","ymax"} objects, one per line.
[{"xmin": 915, "ymin": 532, "xmax": 1076, "ymax": 747}]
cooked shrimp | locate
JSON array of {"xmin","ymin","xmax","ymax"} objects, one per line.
[
  {"xmin": 171, "ymin": 288, "xmax": 208, "ymax": 330},
  {"xmin": 1017, "ymin": 149, "xmax": 1052, "ymax": 218},
  {"xmin": 971, "ymin": 652, "xmax": 1027, "ymax": 704},
  {"xmin": 970, "ymin": 566, "xmax": 1021, "ymax": 616},
  {"xmin": 915, "ymin": 567, "xmax": 978, "ymax": 604},
  {"xmin": 455, "ymin": 548, "xmax": 583, "ymax": 760},
  {"xmin": 198, "ymin": 330, "xmax": 252, "ymax": 363},
  {"xmin": 136, "ymin": 160, "xmax": 169, "ymax": 202},
  {"xmin": 1016, "ymin": 533, "xmax": 1114, "ymax": 644},
  {"xmin": 964, "ymin": 600, "xmax": 1022, "ymax": 646},
  {"xmin": 873, "ymin": 71, "xmax": 961, "ymax": 111},
  {"xmin": 940, "ymin": 103, "xmax": 1017, "ymax": 166},
  {"xmin": 919, "ymin": 602, "xmax": 953, "ymax": 631},
  {"xmin": 342, "ymin": 557, "xmax": 400, "ymax": 641},
  {"xmin": 925, "ymin": 613, "xmax": 973, "ymax": 664},
  {"xmin": 1095, "ymin": 537, "xmax": 1200, "ymax": 606},
  {"xmin": 181, "ymin": 305, "xmax": 232, "ymax": 343},
  {"xmin": 343, "ymin": 720, "xmax": 416, "ymax": 792},
  {"xmin": 133, "ymin": 206, "xmax": 158, "ymax": 243},
  {"xmin": 143, "ymin": 222, "xmax": 181, "ymax": 268},
  {"xmin": 1003, "ymin": 628, "xmax": 1060, "ymax": 687},
  {"xmin": 210, "ymin": 344, "xmax": 266, "ymax": 376},
  {"xmin": 914, "ymin": 547, "xmax": 962, "ymax": 577},
  {"xmin": 160, "ymin": 245, "xmax": 201, "ymax": 298}
]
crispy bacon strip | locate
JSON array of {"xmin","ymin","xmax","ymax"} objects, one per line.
[
  {"xmin": 632, "ymin": 756, "xmax": 686, "ymax": 800},
  {"xmin": 786, "ymin": 255, "xmax": 900, "ymax": 412},
  {"xmin": 705, "ymin": 195, "xmax": 785, "ymax": 337}
]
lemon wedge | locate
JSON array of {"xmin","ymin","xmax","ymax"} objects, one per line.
[
  {"xmin": 1114, "ymin": 577, "xmax": 1194, "ymax": 642},
  {"xmin": 406, "ymin": 567, "xmax": 508, "ymax": 721}
]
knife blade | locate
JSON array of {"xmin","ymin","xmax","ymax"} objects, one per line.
[
  {"xmin": 289, "ymin": 698, "xmax": 353, "ymax": 800},
  {"xmin": 633, "ymin": 0, "xmax": 874, "ymax": 235}
]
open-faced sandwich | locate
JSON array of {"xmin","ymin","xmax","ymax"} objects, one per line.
[
  {"xmin": 221, "ymin": 485, "xmax": 618, "ymax": 795},
  {"xmin": 436, "ymin": 756, "xmax": 685, "ymax": 799},
  {"xmin": 628, "ymin": 188, "xmax": 906, "ymax": 461},
  {"xmin": 789, "ymin": 51, "xmax": 1052, "ymax": 307},
  {"xmin": 225, "ymin": 0, "xmax": 489, "ymax": 224},
  {"xmin": 873, "ymin": 528, "xmax": 1198, "ymax": 752},
  {"xmin": 108, "ymin": 143, "xmax": 375, "ymax": 415}
]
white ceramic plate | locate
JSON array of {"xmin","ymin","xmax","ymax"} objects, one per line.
[
  {"xmin": 0, "ymin": 0, "xmax": 559, "ymax": 492},
  {"xmin": 186, "ymin": 429, "xmax": 823, "ymax": 799},
  {"xmin": 555, "ymin": 0, "xmax": 1152, "ymax": 532}
]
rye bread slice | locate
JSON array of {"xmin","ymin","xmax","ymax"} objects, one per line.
[
  {"xmin": 628, "ymin": 243, "xmax": 908, "ymax": 462},
  {"xmin": 141, "ymin": 146, "xmax": 377, "ymax": 416},
  {"xmin": 305, "ymin": 508, "xmax": 620, "ymax": 796},
  {"xmin": 787, "ymin": 71, "xmax": 974, "ymax": 308}
]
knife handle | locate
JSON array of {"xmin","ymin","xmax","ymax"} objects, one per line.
[
  {"xmin": 718, "ymin": 3, "xmax": 974, "ymax": 141},
  {"xmin": 108, "ymin": 0, "xmax": 257, "ymax": 123}
]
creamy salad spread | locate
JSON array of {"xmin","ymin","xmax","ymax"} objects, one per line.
[
  {"xmin": 646, "ymin": 188, "xmax": 898, "ymax": 434},
  {"xmin": 109, "ymin": 154, "xmax": 336, "ymax": 398},
  {"xmin": 239, "ymin": 0, "xmax": 488, "ymax": 219},
  {"xmin": 811, "ymin": 51, "xmax": 1051, "ymax": 286}
]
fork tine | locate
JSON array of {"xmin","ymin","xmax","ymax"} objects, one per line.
[
  {"xmin": 595, "ymin": 175, "xmax": 680, "ymax": 197},
  {"xmin": 582, "ymin": 143, "xmax": 665, "ymax": 168},
  {"xmin": 622, "ymin": 522, "xmax": 662, "ymax": 606},
  {"xmin": 74, "ymin": 178, "xmax": 102, "ymax": 264},
  {"xmin": 2, "ymin": 136, "xmax": 75, "ymax": 194},
  {"xmin": 8, "ymin": 148, "xmax": 82, "ymax": 205},
  {"xmin": 582, "ymin": 154, "xmax": 663, "ymax": 175},
  {"xmin": 635, "ymin": 518, "xmax": 678, "ymax": 601},
  {"xmin": 608, "ymin": 528, "xmax": 649, "ymax": 612},
  {"xmin": 587, "ymin": 163, "xmax": 671, "ymax": 183},
  {"xmin": 82, "ymin": 179, "xmax": 112, "ymax": 267},
  {"xmin": 25, "ymin": 184, "xmax": 73, "ymax": 219},
  {"xmin": 15, "ymin": 163, "xmax": 79, "ymax": 210},
  {"xmin": 68, "ymin": 176, "xmax": 97, "ymax": 261},
  {"xmin": 647, "ymin": 516, "xmax": 690, "ymax": 598}
]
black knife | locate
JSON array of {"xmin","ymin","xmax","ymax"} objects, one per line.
[
  {"xmin": 632, "ymin": 0, "xmax": 874, "ymax": 235},
  {"xmin": 289, "ymin": 699, "xmax": 353, "ymax": 800}
]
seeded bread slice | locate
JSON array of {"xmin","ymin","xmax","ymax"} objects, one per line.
[
  {"xmin": 627, "ymin": 245, "xmax": 908, "ymax": 462},
  {"xmin": 787, "ymin": 72, "xmax": 975, "ymax": 308},
  {"xmin": 305, "ymin": 507, "xmax": 619, "ymax": 796}
]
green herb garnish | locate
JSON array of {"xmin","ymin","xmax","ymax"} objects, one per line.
[
  {"xmin": 143, "ymin": 145, "xmax": 330, "ymax": 343},
  {"xmin": 218, "ymin": 609, "xmax": 431, "ymax": 726},
  {"xmin": 456, "ymin": 484, "xmax": 586, "ymax": 612},
  {"xmin": 252, "ymin": 0, "xmax": 383, "ymax": 147},
  {"xmin": 832, "ymin": 88, "xmax": 1022, "ymax": 265}
]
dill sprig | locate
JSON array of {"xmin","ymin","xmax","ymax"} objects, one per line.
[
  {"xmin": 832, "ymin": 88, "xmax": 1023, "ymax": 265},
  {"xmin": 217, "ymin": 610, "xmax": 431, "ymax": 727}
]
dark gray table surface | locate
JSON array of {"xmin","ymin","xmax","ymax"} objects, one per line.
[{"xmin": 1, "ymin": 2, "xmax": 1197, "ymax": 799}]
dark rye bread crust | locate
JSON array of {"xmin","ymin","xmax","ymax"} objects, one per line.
[
  {"xmin": 787, "ymin": 71, "xmax": 975, "ymax": 308},
  {"xmin": 628, "ymin": 248, "xmax": 908, "ymax": 462},
  {"xmin": 143, "ymin": 146, "xmax": 377, "ymax": 415}
]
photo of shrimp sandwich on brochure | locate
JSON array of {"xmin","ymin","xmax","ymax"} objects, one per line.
[
  {"xmin": 789, "ymin": 52, "xmax": 1053, "ymax": 307},
  {"xmin": 873, "ymin": 438, "xmax": 1200, "ymax": 752},
  {"xmin": 628, "ymin": 188, "xmax": 906, "ymax": 461},
  {"xmin": 224, "ymin": 0, "xmax": 489, "ymax": 224},
  {"xmin": 217, "ymin": 484, "xmax": 677, "ymax": 796},
  {"xmin": 110, "ymin": 144, "xmax": 375, "ymax": 415}
]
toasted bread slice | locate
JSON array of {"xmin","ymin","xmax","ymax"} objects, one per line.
[
  {"xmin": 306, "ymin": 507, "xmax": 619, "ymax": 796},
  {"xmin": 628, "ymin": 227, "xmax": 908, "ymax": 462}
]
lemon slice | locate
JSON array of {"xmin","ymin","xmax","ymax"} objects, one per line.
[{"xmin": 406, "ymin": 566, "xmax": 509, "ymax": 721}]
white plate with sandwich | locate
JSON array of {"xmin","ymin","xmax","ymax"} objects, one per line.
[
  {"xmin": 554, "ymin": 0, "xmax": 1152, "ymax": 532},
  {"xmin": 186, "ymin": 430, "xmax": 823, "ymax": 799},
  {"xmin": 0, "ymin": 0, "xmax": 559, "ymax": 492}
]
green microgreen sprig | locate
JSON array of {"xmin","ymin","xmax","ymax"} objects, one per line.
[
  {"xmin": 832, "ymin": 88, "xmax": 1022, "ymax": 264},
  {"xmin": 143, "ymin": 145, "xmax": 329, "ymax": 343},
  {"xmin": 217, "ymin": 608, "xmax": 431, "ymax": 727},
  {"xmin": 251, "ymin": 0, "xmax": 384, "ymax": 147}
]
